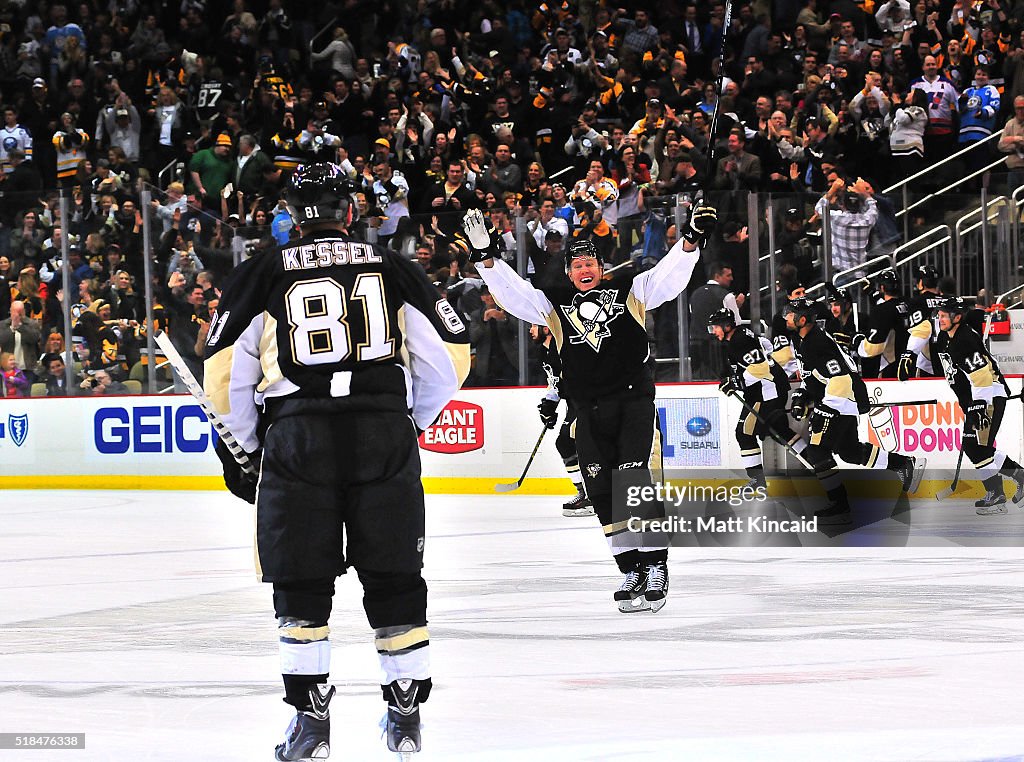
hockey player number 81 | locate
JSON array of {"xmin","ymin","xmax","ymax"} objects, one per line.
[{"xmin": 286, "ymin": 275, "xmax": 394, "ymax": 365}]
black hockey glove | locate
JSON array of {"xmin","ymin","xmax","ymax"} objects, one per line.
[
  {"xmin": 719, "ymin": 375, "xmax": 741, "ymax": 396},
  {"xmin": 896, "ymin": 351, "xmax": 917, "ymax": 382},
  {"xmin": 849, "ymin": 332, "xmax": 865, "ymax": 355},
  {"xmin": 538, "ymin": 397, "xmax": 559, "ymax": 429},
  {"xmin": 683, "ymin": 205, "xmax": 718, "ymax": 245},
  {"xmin": 790, "ymin": 388, "xmax": 812, "ymax": 420},
  {"xmin": 965, "ymin": 402, "xmax": 991, "ymax": 434},
  {"xmin": 461, "ymin": 208, "xmax": 503, "ymax": 262},
  {"xmin": 215, "ymin": 438, "xmax": 260, "ymax": 504}
]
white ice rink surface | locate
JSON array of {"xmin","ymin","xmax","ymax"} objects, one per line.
[{"xmin": 2, "ymin": 490, "xmax": 1024, "ymax": 762}]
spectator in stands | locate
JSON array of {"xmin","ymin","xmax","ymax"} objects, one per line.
[
  {"xmin": 814, "ymin": 176, "xmax": 879, "ymax": 283},
  {"xmin": 911, "ymin": 55, "xmax": 959, "ymax": 166},
  {"xmin": 470, "ymin": 285, "xmax": 519, "ymax": 386},
  {"xmin": 525, "ymin": 198, "xmax": 569, "ymax": 250},
  {"xmin": 40, "ymin": 353, "xmax": 78, "ymax": 397},
  {"xmin": 52, "ymin": 111, "xmax": 89, "ymax": 186},
  {"xmin": 887, "ymin": 88, "xmax": 929, "ymax": 184},
  {"xmin": 689, "ymin": 262, "xmax": 743, "ymax": 380},
  {"xmin": 2, "ymin": 351, "xmax": 30, "ymax": 396},
  {"xmin": 998, "ymin": 96, "xmax": 1024, "ymax": 192},
  {"xmin": 0, "ymin": 300, "xmax": 42, "ymax": 382},
  {"xmin": 190, "ymin": 134, "xmax": 234, "ymax": 213},
  {"xmin": 83, "ymin": 368, "xmax": 130, "ymax": 395},
  {"xmin": 714, "ymin": 128, "xmax": 762, "ymax": 191}
]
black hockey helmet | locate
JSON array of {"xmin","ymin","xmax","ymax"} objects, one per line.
[
  {"xmin": 785, "ymin": 296, "xmax": 819, "ymax": 323},
  {"xmin": 874, "ymin": 268, "xmax": 899, "ymax": 294},
  {"xmin": 916, "ymin": 263, "xmax": 940, "ymax": 288},
  {"xmin": 936, "ymin": 295, "xmax": 969, "ymax": 316},
  {"xmin": 285, "ymin": 162, "xmax": 357, "ymax": 226},
  {"xmin": 564, "ymin": 238, "xmax": 603, "ymax": 273},
  {"xmin": 826, "ymin": 285, "xmax": 851, "ymax": 305},
  {"xmin": 706, "ymin": 307, "xmax": 736, "ymax": 334}
]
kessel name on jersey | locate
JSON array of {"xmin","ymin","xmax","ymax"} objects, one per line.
[
  {"xmin": 281, "ymin": 240, "xmax": 383, "ymax": 271},
  {"xmin": 561, "ymin": 289, "xmax": 625, "ymax": 351}
]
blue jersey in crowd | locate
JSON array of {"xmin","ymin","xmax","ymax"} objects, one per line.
[{"xmin": 959, "ymin": 84, "xmax": 1001, "ymax": 142}]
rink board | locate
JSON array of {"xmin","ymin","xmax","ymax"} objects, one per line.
[{"xmin": 0, "ymin": 379, "xmax": 1020, "ymax": 494}]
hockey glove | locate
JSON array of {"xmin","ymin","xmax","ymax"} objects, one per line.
[
  {"xmin": 965, "ymin": 402, "xmax": 991, "ymax": 435},
  {"xmin": 538, "ymin": 397, "xmax": 559, "ymax": 429},
  {"xmin": 683, "ymin": 205, "xmax": 718, "ymax": 245},
  {"xmin": 896, "ymin": 350, "xmax": 917, "ymax": 382},
  {"xmin": 849, "ymin": 332, "xmax": 865, "ymax": 355},
  {"xmin": 215, "ymin": 439, "xmax": 260, "ymax": 504},
  {"xmin": 719, "ymin": 375, "xmax": 741, "ymax": 396},
  {"xmin": 461, "ymin": 209, "xmax": 502, "ymax": 262},
  {"xmin": 790, "ymin": 388, "xmax": 811, "ymax": 420}
]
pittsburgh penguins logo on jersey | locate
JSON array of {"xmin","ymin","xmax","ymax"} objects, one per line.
[{"xmin": 561, "ymin": 289, "xmax": 624, "ymax": 352}]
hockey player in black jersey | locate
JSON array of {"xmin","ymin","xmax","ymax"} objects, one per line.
[
  {"xmin": 769, "ymin": 278, "xmax": 809, "ymax": 377},
  {"xmin": 708, "ymin": 308, "xmax": 810, "ymax": 490},
  {"xmin": 786, "ymin": 298, "xmax": 924, "ymax": 524},
  {"xmin": 855, "ymin": 269, "xmax": 909, "ymax": 378},
  {"xmin": 462, "ymin": 203, "xmax": 718, "ymax": 613},
  {"xmin": 533, "ymin": 324, "xmax": 594, "ymax": 516},
  {"xmin": 934, "ymin": 297, "xmax": 1024, "ymax": 514},
  {"xmin": 898, "ymin": 264, "xmax": 945, "ymax": 380},
  {"xmin": 824, "ymin": 284, "xmax": 859, "ymax": 349},
  {"xmin": 203, "ymin": 163, "xmax": 470, "ymax": 760}
]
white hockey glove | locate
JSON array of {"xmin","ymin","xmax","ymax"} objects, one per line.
[{"xmin": 461, "ymin": 209, "xmax": 501, "ymax": 262}]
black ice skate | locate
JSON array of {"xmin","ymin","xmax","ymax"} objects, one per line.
[
  {"xmin": 814, "ymin": 501, "xmax": 852, "ymax": 526},
  {"xmin": 976, "ymin": 489, "xmax": 1008, "ymax": 515},
  {"xmin": 563, "ymin": 485, "xmax": 595, "ymax": 517},
  {"xmin": 643, "ymin": 561, "xmax": 669, "ymax": 613},
  {"xmin": 382, "ymin": 678, "xmax": 430, "ymax": 758},
  {"xmin": 896, "ymin": 456, "xmax": 926, "ymax": 494},
  {"xmin": 1010, "ymin": 469, "xmax": 1024, "ymax": 506},
  {"xmin": 275, "ymin": 684, "xmax": 334, "ymax": 761},
  {"xmin": 614, "ymin": 565, "xmax": 649, "ymax": 613}
]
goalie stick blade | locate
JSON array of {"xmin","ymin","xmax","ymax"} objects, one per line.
[{"xmin": 494, "ymin": 481, "xmax": 524, "ymax": 493}]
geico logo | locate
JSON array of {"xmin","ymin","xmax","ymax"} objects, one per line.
[{"xmin": 94, "ymin": 404, "xmax": 212, "ymax": 454}]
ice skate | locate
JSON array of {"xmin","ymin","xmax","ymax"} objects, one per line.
[
  {"xmin": 562, "ymin": 485, "xmax": 595, "ymax": 517},
  {"xmin": 896, "ymin": 456, "xmax": 926, "ymax": 494},
  {"xmin": 643, "ymin": 561, "xmax": 669, "ymax": 613},
  {"xmin": 976, "ymin": 489, "xmax": 1008, "ymax": 515},
  {"xmin": 814, "ymin": 500, "xmax": 852, "ymax": 526},
  {"xmin": 1009, "ymin": 469, "xmax": 1024, "ymax": 506},
  {"xmin": 275, "ymin": 684, "xmax": 334, "ymax": 761},
  {"xmin": 382, "ymin": 678, "xmax": 429, "ymax": 759},
  {"xmin": 614, "ymin": 565, "xmax": 649, "ymax": 613}
]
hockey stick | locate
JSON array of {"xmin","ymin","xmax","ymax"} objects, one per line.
[
  {"xmin": 154, "ymin": 331, "xmax": 258, "ymax": 476},
  {"xmin": 726, "ymin": 390, "xmax": 814, "ymax": 470},
  {"xmin": 935, "ymin": 445, "xmax": 965, "ymax": 501},
  {"xmin": 701, "ymin": 0, "xmax": 734, "ymax": 199},
  {"xmin": 494, "ymin": 426, "xmax": 548, "ymax": 493}
]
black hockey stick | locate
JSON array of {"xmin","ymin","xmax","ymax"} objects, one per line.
[
  {"xmin": 726, "ymin": 390, "xmax": 813, "ymax": 470},
  {"xmin": 701, "ymin": 0, "xmax": 734, "ymax": 198},
  {"xmin": 155, "ymin": 331, "xmax": 258, "ymax": 476},
  {"xmin": 935, "ymin": 445, "xmax": 965, "ymax": 501},
  {"xmin": 494, "ymin": 426, "xmax": 548, "ymax": 493}
]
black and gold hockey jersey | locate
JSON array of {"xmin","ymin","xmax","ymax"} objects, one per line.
[
  {"xmin": 478, "ymin": 240, "xmax": 700, "ymax": 403},
  {"xmin": 204, "ymin": 231, "xmax": 471, "ymax": 452},
  {"xmin": 795, "ymin": 324, "xmax": 869, "ymax": 416},
  {"xmin": 904, "ymin": 288, "xmax": 944, "ymax": 375},
  {"xmin": 857, "ymin": 296, "xmax": 909, "ymax": 372},
  {"xmin": 725, "ymin": 326, "xmax": 789, "ymax": 403},
  {"xmin": 934, "ymin": 322, "xmax": 1008, "ymax": 410}
]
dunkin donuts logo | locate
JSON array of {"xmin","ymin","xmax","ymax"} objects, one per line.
[{"xmin": 867, "ymin": 401, "xmax": 966, "ymax": 453}]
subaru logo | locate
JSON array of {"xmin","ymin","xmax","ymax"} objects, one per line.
[
  {"xmin": 8, "ymin": 413, "xmax": 28, "ymax": 447},
  {"xmin": 686, "ymin": 416, "xmax": 711, "ymax": 438}
]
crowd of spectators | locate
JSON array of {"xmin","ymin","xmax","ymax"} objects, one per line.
[{"xmin": 1, "ymin": 0, "xmax": 1024, "ymax": 391}]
